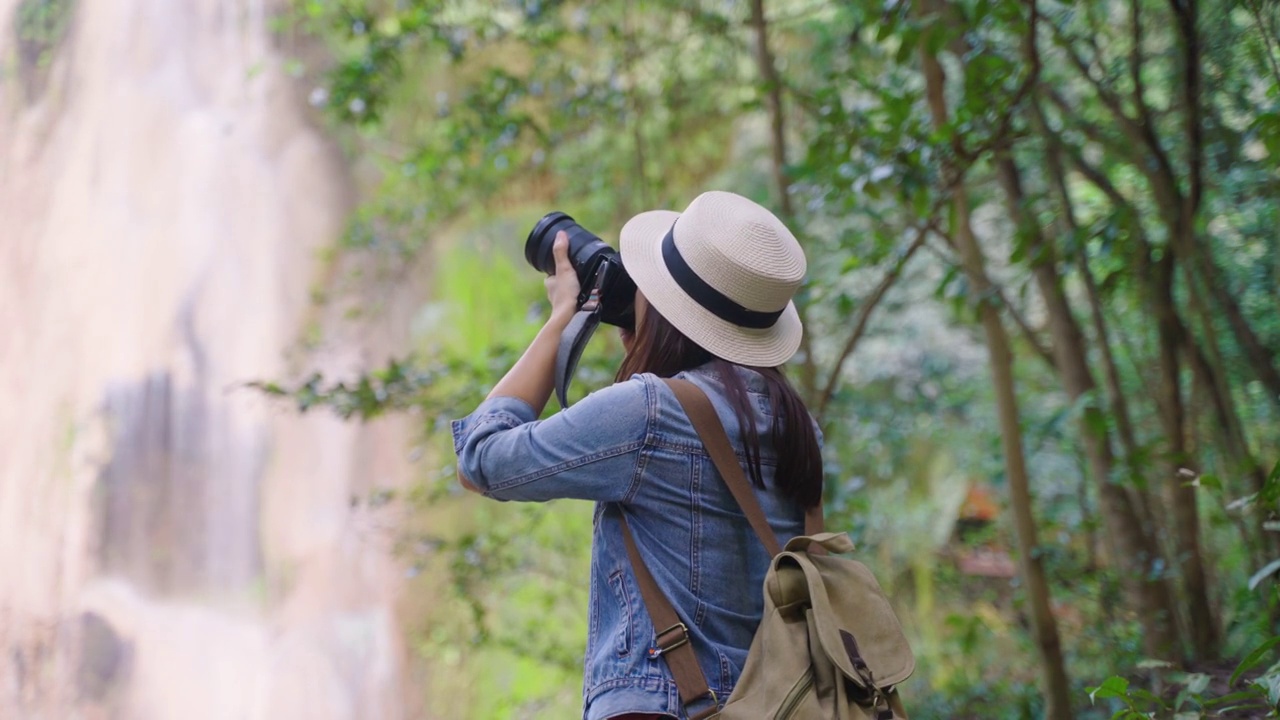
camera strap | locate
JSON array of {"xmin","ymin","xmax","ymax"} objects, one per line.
[
  {"xmin": 555, "ymin": 307, "xmax": 600, "ymax": 409},
  {"xmin": 555, "ymin": 259, "xmax": 617, "ymax": 409}
]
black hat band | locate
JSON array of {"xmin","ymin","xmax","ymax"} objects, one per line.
[{"xmin": 661, "ymin": 225, "xmax": 784, "ymax": 330}]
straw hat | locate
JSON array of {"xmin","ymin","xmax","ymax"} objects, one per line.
[{"xmin": 619, "ymin": 191, "xmax": 806, "ymax": 367}]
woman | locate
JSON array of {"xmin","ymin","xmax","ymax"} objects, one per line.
[{"xmin": 452, "ymin": 191, "xmax": 823, "ymax": 719}]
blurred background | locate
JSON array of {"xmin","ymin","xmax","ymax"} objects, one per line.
[{"xmin": 1, "ymin": 0, "xmax": 1278, "ymax": 718}]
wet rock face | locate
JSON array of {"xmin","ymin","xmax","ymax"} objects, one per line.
[
  {"xmin": 96, "ymin": 372, "xmax": 265, "ymax": 597},
  {"xmin": 0, "ymin": 0, "xmax": 422, "ymax": 717},
  {"xmin": 76, "ymin": 612, "xmax": 130, "ymax": 703},
  {"xmin": 7, "ymin": 627, "xmax": 54, "ymax": 709}
]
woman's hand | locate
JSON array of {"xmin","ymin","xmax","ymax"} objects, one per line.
[
  {"xmin": 545, "ymin": 231, "xmax": 581, "ymax": 324},
  {"xmin": 481, "ymin": 231, "xmax": 581, "ymax": 413}
]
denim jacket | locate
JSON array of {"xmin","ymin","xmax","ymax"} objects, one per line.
[{"xmin": 451, "ymin": 364, "xmax": 809, "ymax": 719}]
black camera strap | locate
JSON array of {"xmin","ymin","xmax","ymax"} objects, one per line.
[
  {"xmin": 555, "ymin": 307, "xmax": 600, "ymax": 409},
  {"xmin": 554, "ymin": 260, "xmax": 614, "ymax": 409}
]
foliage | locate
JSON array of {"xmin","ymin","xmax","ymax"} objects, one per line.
[
  {"xmin": 249, "ymin": 357, "xmax": 461, "ymax": 420},
  {"xmin": 14, "ymin": 0, "xmax": 76, "ymax": 92},
  {"xmin": 272, "ymin": 0, "xmax": 1280, "ymax": 716},
  {"xmin": 15, "ymin": 0, "xmax": 74, "ymax": 53},
  {"xmin": 293, "ymin": 0, "xmax": 751, "ymax": 254},
  {"xmin": 1087, "ymin": 638, "xmax": 1280, "ymax": 718}
]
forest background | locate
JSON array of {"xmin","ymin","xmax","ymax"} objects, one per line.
[{"xmin": 267, "ymin": 0, "xmax": 1280, "ymax": 717}]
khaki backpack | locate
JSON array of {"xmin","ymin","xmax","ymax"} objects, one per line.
[{"xmin": 618, "ymin": 379, "xmax": 914, "ymax": 720}]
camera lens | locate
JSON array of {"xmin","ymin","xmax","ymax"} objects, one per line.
[
  {"xmin": 524, "ymin": 212, "xmax": 612, "ymax": 277},
  {"xmin": 524, "ymin": 211, "xmax": 635, "ymax": 328}
]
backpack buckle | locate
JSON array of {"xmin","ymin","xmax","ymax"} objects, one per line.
[
  {"xmin": 686, "ymin": 688, "xmax": 720, "ymax": 720},
  {"xmin": 649, "ymin": 622, "xmax": 690, "ymax": 658}
]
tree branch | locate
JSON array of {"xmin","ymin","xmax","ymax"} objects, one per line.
[
  {"xmin": 998, "ymin": 287, "xmax": 1058, "ymax": 371},
  {"xmin": 1129, "ymin": 0, "xmax": 1157, "ymax": 137},
  {"xmin": 1049, "ymin": 18, "xmax": 1180, "ymax": 200},
  {"xmin": 1049, "ymin": 21, "xmax": 1137, "ymax": 128},
  {"xmin": 951, "ymin": 1, "xmax": 1040, "ymax": 163},
  {"xmin": 1051, "ymin": 126, "xmax": 1137, "ymax": 214},
  {"xmin": 1245, "ymin": 0, "xmax": 1280, "ymax": 89},
  {"xmin": 925, "ymin": 214, "xmax": 1057, "ymax": 372},
  {"xmin": 1169, "ymin": 0, "xmax": 1204, "ymax": 212},
  {"xmin": 1040, "ymin": 85, "xmax": 1131, "ymax": 158},
  {"xmin": 748, "ymin": 0, "xmax": 819, "ymax": 401},
  {"xmin": 750, "ymin": 0, "xmax": 794, "ymax": 218},
  {"xmin": 815, "ymin": 228, "xmax": 929, "ymax": 421}
]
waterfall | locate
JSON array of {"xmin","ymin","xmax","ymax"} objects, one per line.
[{"xmin": 0, "ymin": 1, "xmax": 420, "ymax": 717}]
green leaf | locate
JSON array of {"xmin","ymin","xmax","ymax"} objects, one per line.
[
  {"xmin": 924, "ymin": 21, "xmax": 949, "ymax": 56},
  {"xmin": 1263, "ymin": 459, "xmax": 1280, "ymax": 505},
  {"xmin": 1126, "ymin": 687, "xmax": 1163, "ymax": 705},
  {"xmin": 1089, "ymin": 676, "xmax": 1130, "ymax": 702},
  {"xmin": 1195, "ymin": 474, "xmax": 1223, "ymax": 493},
  {"xmin": 913, "ymin": 188, "xmax": 931, "ymax": 218},
  {"xmin": 934, "ymin": 264, "xmax": 961, "ymax": 300},
  {"xmin": 1202, "ymin": 689, "xmax": 1265, "ymax": 709},
  {"xmin": 1248, "ymin": 559, "xmax": 1280, "ymax": 591},
  {"xmin": 1082, "ymin": 407, "xmax": 1109, "ymax": 438},
  {"xmin": 1254, "ymin": 669, "xmax": 1280, "ymax": 707},
  {"xmin": 895, "ymin": 36, "xmax": 917, "ymax": 65},
  {"xmin": 1181, "ymin": 672, "xmax": 1210, "ymax": 695},
  {"xmin": 1231, "ymin": 636, "xmax": 1280, "ymax": 686}
]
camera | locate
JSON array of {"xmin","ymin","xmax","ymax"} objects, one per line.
[{"xmin": 524, "ymin": 212, "xmax": 636, "ymax": 330}]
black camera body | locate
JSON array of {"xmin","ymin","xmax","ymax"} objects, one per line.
[{"xmin": 524, "ymin": 212, "xmax": 636, "ymax": 330}]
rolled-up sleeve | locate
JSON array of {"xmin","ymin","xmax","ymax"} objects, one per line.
[{"xmin": 451, "ymin": 377, "xmax": 652, "ymax": 503}]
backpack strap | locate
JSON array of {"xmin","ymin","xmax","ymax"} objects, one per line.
[
  {"xmin": 665, "ymin": 378, "xmax": 825, "ymax": 540},
  {"xmin": 618, "ymin": 516, "xmax": 721, "ymax": 720},
  {"xmin": 664, "ymin": 378, "xmax": 786, "ymax": 556},
  {"xmin": 616, "ymin": 378, "xmax": 826, "ymax": 719}
]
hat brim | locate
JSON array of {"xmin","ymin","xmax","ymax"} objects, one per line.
[{"xmin": 619, "ymin": 210, "xmax": 803, "ymax": 368}]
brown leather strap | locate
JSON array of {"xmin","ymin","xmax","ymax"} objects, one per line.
[
  {"xmin": 664, "ymin": 378, "xmax": 785, "ymax": 556},
  {"xmin": 616, "ymin": 377, "xmax": 826, "ymax": 719},
  {"xmin": 618, "ymin": 515, "xmax": 720, "ymax": 719}
]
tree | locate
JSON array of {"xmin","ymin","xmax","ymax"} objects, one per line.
[
  {"xmin": 917, "ymin": 1, "xmax": 1073, "ymax": 715},
  {"xmin": 284, "ymin": 0, "xmax": 1280, "ymax": 714},
  {"xmin": 995, "ymin": 149, "xmax": 1182, "ymax": 660}
]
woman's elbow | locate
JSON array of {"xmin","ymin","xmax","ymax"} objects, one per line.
[
  {"xmin": 457, "ymin": 468, "xmax": 484, "ymax": 495},
  {"xmin": 455, "ymin": 452, "xmax": 504, "ymax": 499}
]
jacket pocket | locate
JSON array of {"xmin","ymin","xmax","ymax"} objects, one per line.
[{"xmin": 607, "ymin": 569, "xmax": 633, "ymax": 657}]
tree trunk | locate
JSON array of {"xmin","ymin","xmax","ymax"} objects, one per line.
[
  {"xmin": 1184, "ymin": 269, "xmax": 1267, "ymax": 497},
  {"xmin": 1047, "ymin": 0, "xmax": 1220, "ymax": 660},
  {"xmin": 1164, "ymin": 0, "xmax": 1219, "ymax": 659},
  {"xmin": 1169, "ymin": 0, "xmax": 1280, "ymax": 404},
  {"xmin": 749, "ymin": 0, "xmax": 792, "ymax": 221},
  {"xmin": 919, "ymin": 10, "xmax": 1074, "ymax": 715},
  {"xmin": 747, "ymin": 0, "xmax": 817, "ymax": 401},
  {"xmin": 1152, "ymin": 245, "xmax": 1219, "ymax": 661},
  {"xmin": 1071, "ymin": 217, "xmax": 1190, "ymax": 652},
  {"xmin": 1048, "ymin": 13, "xmax": 1219, "ymax": 655},
  {"xmin": 1185, "ymin": 331, "xmax": 1265, "ymax": 545},
  {"xmin": 1034, "ymin": 109, "xmax": 1160, "ymax": 535},
  {"xmin": 1181, "ymin": 275, "xmax": 1271, "ymax": 562},
  {"xmin": 950, "ymin": 183, "xmax": 1074, "ymax": 720},
  {"xmin": 995, "ymin": 154, "xmax": 1181, "ymax": 660},
  {"xmin": 1191, "ymin": 245, "xmax": 1280, "ymax": 408},
  {"xmin": 1077, "ymin": 250, "xmax": 1157, "ymax": 522}
]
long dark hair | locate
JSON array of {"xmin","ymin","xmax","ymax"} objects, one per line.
[{"xmin": 615, "ymin": 304, "xmax": 823, "ymax": 508}]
